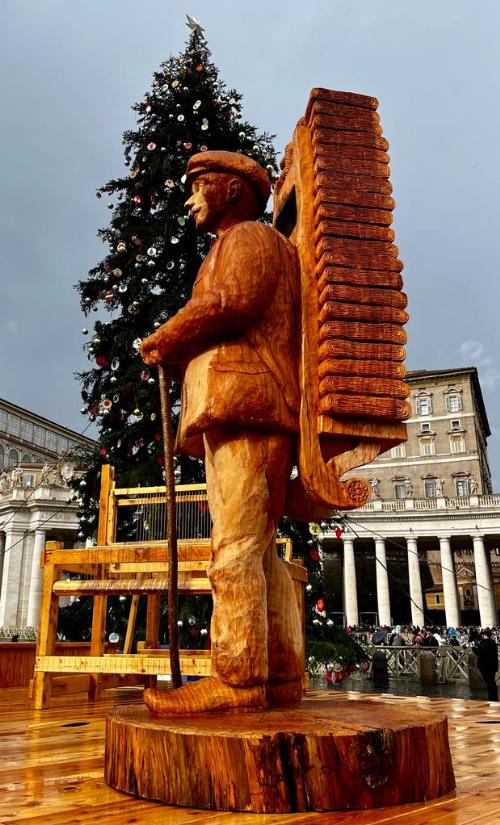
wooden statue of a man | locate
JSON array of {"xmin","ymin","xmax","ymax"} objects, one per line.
[{"xmin": 141, "ymin": 151, "xmax": 304, "ymax": 714}]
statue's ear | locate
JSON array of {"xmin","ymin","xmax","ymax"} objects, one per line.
[{"xmin": 226, "ymin": 177, "xmax": 242, "ymax": 203}]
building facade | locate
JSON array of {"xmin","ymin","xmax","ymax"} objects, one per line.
[
  {"xmin": 0, "ymin": 399, "xmax": 93, "ymax": 630},
  {"xmin": 322, "ymin": 368, "xmax": 499, "ymax": 629},
  {"xmin": 0, "ymin": 397, "xmax": 88, "ymax": 470}
]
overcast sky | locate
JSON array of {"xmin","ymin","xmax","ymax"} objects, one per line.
[{"xmin": 1, "ymin": 1, "xmax": 499, "ymax": 485}]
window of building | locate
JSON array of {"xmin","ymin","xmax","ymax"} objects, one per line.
[
  {"xmin": 0, "ymin": 445, "xmax": 3, "ymax": 469},
  {"xmin": 450, "ymin": 419, "xmax": 461, "ymax": 429},
  {"xmin": 45, "ymin": 431, "xmax": 58, "ymax": 452},
  {"xmin": 25, "ymin": 473, "xmax": 36, "ymax": 487},
  {"xmin": 450, "ymin": 433, "xmax": 466, "ymax": 454},
  {"xmin": 22, "ymin": 453, "xmax": 33, "ymax": 462},
  {"xmin": 390, "ymin": 443, "xmax": 406, "ymax": 458},
  {"xmin": 394, "ymin": 482, "xmax": 407, "ymax": 499},
  {"xmin": 21, "ymin": 420, "xmax": 33, "ymax": 442},
  {"xmin": 58, "ymin": 436, "xmax": 68, "ymax": 453},
  {"xmin": 8, "ymin": 448, "xmax": 19, "ymax": 467},
  {"xmin": 445, "ymin": 393, "xmax": 462, "ymax": 413},
  {"xmin": 456, "ymin": 478, "xmax": 470, "ymax": 497},
  {"xmin": 424, "ymin": 479, "xmax": 436, "ymax": 498},
  {"xmin": 8, "ymin": 415, "xmax": 21, "ymax": 436},
  {"xmin": 415, "ymin": 395, "xmax": 432, "ymax": 416},
  {"xmin": 420, "ymin": 436, "xmax": 435, "ymax": 456},
  {"xmin": 420, "ymin": 422, "xmax": 431, "ymax": 432},
  {"xmin": 435, "ymin": 595, "xmax": 441, "ymax": 604},
  {"xmin": 0, "ymin": 411, "xmax": 7, "ymax": 432},
  {"xmin": 33, "ymin": 426, "xmax": 45, "ymax": 446}
]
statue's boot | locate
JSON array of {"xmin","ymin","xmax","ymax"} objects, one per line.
[
  {"xmin": 144, "ymin": 676, "xmax": 265, "ymax": 716},
  {"xmin": 265, "ymin": 679, "xmax": 303, "ymax": 707}
]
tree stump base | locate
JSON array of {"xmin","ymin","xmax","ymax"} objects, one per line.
[{"xmin": 105, "ymin": 694, "xmax": 455, "ymax": 813}]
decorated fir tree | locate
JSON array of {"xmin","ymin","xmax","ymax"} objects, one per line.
[
  {"xmin": 67, "ymin": 20, "xmax": 352, "ymax": 660},
  {"xmin": 74, "ymin": 22, "xmax": 277, "ymax": 538}
]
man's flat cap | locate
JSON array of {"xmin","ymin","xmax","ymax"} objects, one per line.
[{"xmin": 186, "ymin": 150, "xmax": 271, "ymax": 206}]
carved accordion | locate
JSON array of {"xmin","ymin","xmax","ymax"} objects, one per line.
[{"xmin": 274, "ymin": 88, "xmax": 410, "ymax": 510}]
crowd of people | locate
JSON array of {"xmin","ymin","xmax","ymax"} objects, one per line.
[
  {"xmin": 343, "ymin": 623, "xmax": 499, "ymax": 701},
  {"xmin": 344, "ymin": 623, "xmax": 500, "ymax": 648}
]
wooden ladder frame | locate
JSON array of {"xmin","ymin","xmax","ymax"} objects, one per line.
[{"xmin": 31, "ymin": 465, "xmax": 307, "ymax": 708}]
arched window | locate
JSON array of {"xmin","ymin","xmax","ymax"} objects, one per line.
[
  {"xmin": 0, "ymin": 444, "xmax": 4, "ymax": 469},
  {"xmin": 22, "ymin": 453, "xmax": 33, "ymax": 462},
  {"xmin": 8, "ymin": 448, "xmax": 19, "ymax": 467}
]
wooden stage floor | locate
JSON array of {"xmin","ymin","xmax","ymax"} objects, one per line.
[{"xmin": 1, "ymin": 686, "xmax": 499, "ymax": 824}]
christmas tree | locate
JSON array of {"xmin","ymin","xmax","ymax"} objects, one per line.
[
  {"xmin": 67, "ymin": 19, "xmax": 355, "ymax": 664},
  {"xmin": 74, "ymin": 21, "xmax": 277, "ymax": 538}
]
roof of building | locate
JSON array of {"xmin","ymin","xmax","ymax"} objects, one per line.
[
  {"xmin": 406, "ymin": 367, "xmax": 490, "ymax": 438},
  {"xmin": 0, "ymin": 396, "xmax": 94, "ymax": 446}
]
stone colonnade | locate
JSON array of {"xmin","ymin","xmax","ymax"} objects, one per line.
[
  {"xmin": 0, "ymin": 526, "xmax": 47, "ymax": 628},
  {"xmin": 340, "ymin": 533, "xmax": 497, "ymax": 629}
]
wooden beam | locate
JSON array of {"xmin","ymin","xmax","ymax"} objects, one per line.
[
  {"xmin": 116, "ymin": 493, "xmax": 208, "ymax": 506},
  {"xmin": 44, "ymin": 541, "xmax": 211, "ymax": 565},
  {"xmin": 52, "ymin": 577, "xmax": 211, "ymax": 595},
  {"xmin": 52, "ymin": 565, "xmax": 305, "ymax": 595},
  {"xmin": 123, "ymin": 595, "xmax": 139, "ymax": 655},
  {"xmin": 97, "ymin": 464, "xmax": 114, "ymax": 545},
  {"xmin": 35, "ymin": 654, "xmax": 212, "ymax": 676},
  {"xmin": 43, "ymin": 543, "xmax": 304, "ymax": 572},
  {"xmin": 109, "ymin": 561, "xmax": 208, "ymax": 573},
  {"xmin": 113, "ymin": 482, "xmax": 207, "ymax": 494},
  {"xmin": 32, "ymin": 542, "xmax": 63, "ymax": 709}
]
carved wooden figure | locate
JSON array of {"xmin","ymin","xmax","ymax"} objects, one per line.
[
  {"xmin": 141, "ymin": 151, "xmax": 304, "ymax": 714},
  {"xmin": 106, "ymin": 90, "xmax": 456, "ymax": 813},
  {"xmin": 140, "ymin": 89, "xmax": 410, "ymax": 715}
]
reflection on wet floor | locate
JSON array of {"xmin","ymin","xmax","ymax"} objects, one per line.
[{"xmin": 311, "ymin": 674, "xmax": 495, "ymax": 701}]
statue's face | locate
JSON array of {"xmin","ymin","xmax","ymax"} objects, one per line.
[{"xmin": 185, "ymin": 172, "xmax": 235, "ymax": 232}]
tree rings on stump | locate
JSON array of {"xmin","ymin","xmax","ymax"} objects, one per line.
[{"xmin": 105, "ymin": 695, "xmax": 455, "ymax": 813}]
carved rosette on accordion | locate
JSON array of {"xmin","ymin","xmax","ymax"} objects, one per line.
[{"xmin": 274, "ymin": 88, "xmax": 410, "ymax": 512}]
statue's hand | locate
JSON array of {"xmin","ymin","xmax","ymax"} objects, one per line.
[{"xmin": 140, "ymin": 332, "xmax": 164, "ymax": 366}]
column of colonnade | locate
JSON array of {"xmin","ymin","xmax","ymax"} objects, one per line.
[
  {"xmin": 341, "ymin": 535, "xmax": 425, "ymax": 628},
  {"xmin": 0, "ymin": 532, "xmax": 5, "ymax": 598},
  {"xmin": 374, "ymin": 538, "xmax": 391, "ymax": 626},
  {"xmin": 26, "ymin": 528, "xmax": 47, "ymax": 628},
  {"xmin": 339, "ymin": 531, "xmax": 498, "ymax": 629},
  {"xmin": 342, "ymin": 537, "xmax": 358, "ymax": 626},
  {"xmin": 0, "ymin": 526, "xmax": 26, "ymax": 626},
  {"xmin": 438, "ymin": 536, "xmax": 461, "ymax": 628},
  {"xmin": 406, "ymin": 536, "xmax": 425, "ymax": 626},
  {"xmin": 472, "ymin": 533, "xmax": 497, "ymax": 628}
]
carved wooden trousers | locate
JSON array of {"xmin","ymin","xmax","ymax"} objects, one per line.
[{"xmin": 203, "ymin": 428, "xmax": 303, "ymax": 688}]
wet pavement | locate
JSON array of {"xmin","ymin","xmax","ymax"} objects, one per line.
[{"xmin": 311, "ymin": 674, "xmax": 496, "ymax": 701}]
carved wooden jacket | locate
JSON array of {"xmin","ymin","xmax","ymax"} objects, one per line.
[{"xmin": 156, "ymin": 221, "xmax": 300, "ymax": 458}]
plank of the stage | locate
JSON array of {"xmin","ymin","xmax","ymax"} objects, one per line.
[{"xmin": 0, "ymin": 687, "xmax": 499, "ymax": 824}]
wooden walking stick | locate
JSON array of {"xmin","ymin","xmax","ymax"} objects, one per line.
[{"xmin": 158, "ymin": 364, "xmax": 182, "ymax": 688}]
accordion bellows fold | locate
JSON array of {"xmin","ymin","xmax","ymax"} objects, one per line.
[{"xmin": 307, "ymin": 88, "xmax": 410, "ymax": 422}]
